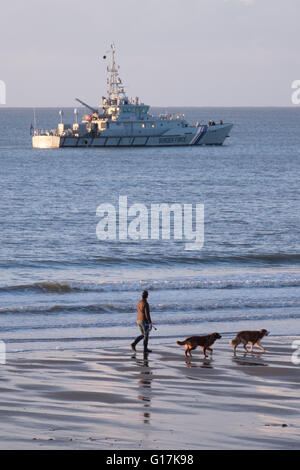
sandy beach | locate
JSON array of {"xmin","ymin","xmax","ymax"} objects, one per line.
[{"xmin": 0, "ymin": 336, "xmax": 299, "ymax": 450}]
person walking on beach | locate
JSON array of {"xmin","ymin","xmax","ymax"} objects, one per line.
[{"xmin": 131, "ymin": 290, "xmax": 152, "ymax": 353}]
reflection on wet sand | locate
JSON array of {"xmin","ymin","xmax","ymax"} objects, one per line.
[
  {"xmin": 132, "ymin": 352, "xmax": 153, "ymax": 424},
  {"xmin": 185, "ymin": 358, "xmax": 214, "ymax": 369},
  {"xmin": 232, "ymin": 352, "xmax": 268, "ymax": 367}
]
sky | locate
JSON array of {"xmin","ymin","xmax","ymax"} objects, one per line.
[{"xmin": 0, "ymin": 0, "xmax": 300, "ymax": 107}]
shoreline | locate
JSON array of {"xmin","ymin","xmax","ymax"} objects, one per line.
[{"xmin": 0, "ymin": 336, "xmax": 299, "ymax": 449}]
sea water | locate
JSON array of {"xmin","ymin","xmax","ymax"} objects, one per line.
[{"xmin": 0, "ymin": 107, "xmax": 299, "ymax": 352}]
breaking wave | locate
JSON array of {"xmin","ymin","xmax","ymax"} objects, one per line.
[
  {"xmin": 1, "ymin": 276, "xmax": 300, "ymax": 294},
  {"xmin": 1, "ymin": 252, "xmax": 300, "ymax": 269},
  {"xmin": 1, "ymin": 297, "xmax": 300, "ymax": 317}
]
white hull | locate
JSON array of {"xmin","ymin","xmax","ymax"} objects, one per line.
[
  {"xmin": 32, "ymin": 124, "xmax": 232, "ymax": 149},
  {"xmin": 32, "ymin": 136, "xmax": 60, "ymax": 149}
]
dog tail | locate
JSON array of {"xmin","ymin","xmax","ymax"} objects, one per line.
[
  {"xmin": 230, "ymin": 338, "xmax": 239, "ymax": 346},
  {"xmin": 177, "ymin": 340, "xmax": 186, "ymax": 346}
]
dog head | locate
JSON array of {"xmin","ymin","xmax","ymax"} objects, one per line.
[
  {"xmin": 212, "ymin": 332, "xmax": 222, "ymax": 340},
  {"xmin": 260, "ymin": 329, "xmax": 269, "ymax": 337}
]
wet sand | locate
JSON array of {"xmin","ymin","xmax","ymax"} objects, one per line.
[{"xmin": 0, "ymin": 336, "xmax": 299, "ymax": 449}]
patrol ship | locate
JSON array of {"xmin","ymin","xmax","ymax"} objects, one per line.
[{"xmin": 32, "ymin": 45, "xmax": 233, "ymax": 149}]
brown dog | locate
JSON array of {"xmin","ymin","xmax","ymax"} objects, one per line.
[
  {"xmin": 177, "ymin": 333, "xmax": 222, "ymax": 358},
  {"xmin": 230, "ymin": 329, "xmax": 269, "ymax": 354}
]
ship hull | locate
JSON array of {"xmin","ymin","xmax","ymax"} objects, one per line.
[
  {"xmin": 32, "ymin": 124, "xmax": 232, "ymax": 149},
  {"xmin": 32, "ymin": 135, "xmax": 61, "ymax": 149}
]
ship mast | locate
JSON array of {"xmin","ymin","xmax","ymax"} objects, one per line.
[
  {"xmin": 106, "ymin": 43, "xmax": 127, "ymax": 107},
  {"xmin": 108, "ymin": 44, "xmax": 118, "ymax": 103}
]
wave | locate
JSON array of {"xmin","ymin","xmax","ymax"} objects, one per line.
[
  {"xmin": 1, "ymin": 252, "xmax": 300, "ymax": 269},
  {"xmin": 1, "ymin": 276, "xmax": 300, "ymax": 295},
  {"xmin": 0, "ymin": 282, "xmax": 74, "ymax": 294},
  {"xmin": 159, "ymin": 253, "xmax": 300, "ymax": 266},
  {"xmin": 2, "ymin": 311, "xmax": 300, "ymax": 336},
  {"xmin": 1, "ymin": 298, "xmax": 300, "ymax": 317},
  {"xmin": 0, "ymin": 302, "xmax": 130, "ymax": 315}
]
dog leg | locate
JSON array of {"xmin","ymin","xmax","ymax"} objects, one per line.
[
  {"xmin": 231, "ymin": 338, "xmax": 240, "ymax": 355},
  {"xmin": 255, "ymin": 342, "xmax": 265, "ymax": 352},
  {"xmin": 185, "ymin": 345, "xmax": 192, "ymax": 357}
]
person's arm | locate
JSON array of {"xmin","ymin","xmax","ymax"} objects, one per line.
[{"xmin": 145, "ymin": 302, "xmax": 152, "ymax": 326}]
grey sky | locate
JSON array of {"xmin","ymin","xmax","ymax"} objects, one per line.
[{"xmin": 1, "ymin": 0, "xmax": 299, "ymax": 107}]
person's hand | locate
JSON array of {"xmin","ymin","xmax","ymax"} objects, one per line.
[{"xmin": 149, "ymin": 323, "xmax": 153, "ymax": 331}]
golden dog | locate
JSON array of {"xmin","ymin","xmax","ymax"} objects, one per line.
[{"xmin": 230, "ymin": 329, "xmax": 269, "ymax": 354}]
